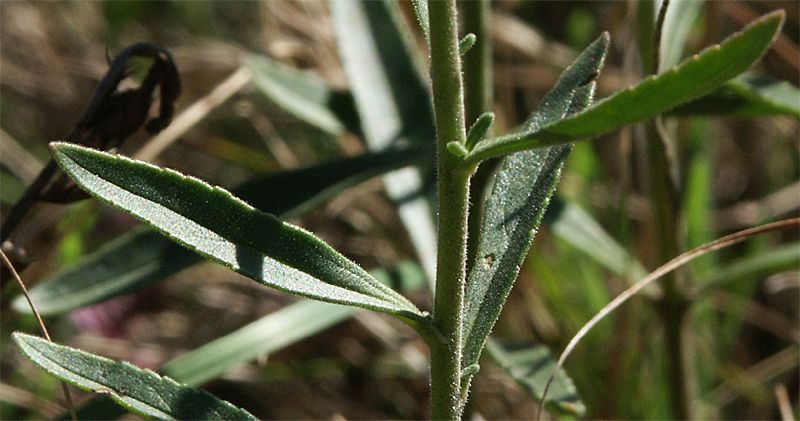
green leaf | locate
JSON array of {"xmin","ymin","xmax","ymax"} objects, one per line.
[
  {"xmin": 332, "ymin": 0, "xmax": 438, "ymax": 284},
  {"xmin": 462, "ymin": 33, "xmax": 609, "ymax": 380},
  {"xmin": 466, "ymin": 11, "xmax": 785, "ymax": 163},
  {"xmin": 696, "ymin": 242, "xmax": 800, "ymax": 294},
  {"xmin": 485, "ymin": 339, "xmax": 585, "ymax": 416},
  {"xmin": 162, "ymin": 261, "xmax": 427, "ymax": 387},
  {"xmin": 670, "ymin": 73, "xmax": 800, "ymax": 118},
  {"xmin": 19, "ymin": 148, "xmax": 425, "ymax": 316},
  {"xmin": 235, "ymin": 147, "xmax": 425, "ymax": 220},
  {"xmin": 51, "ymin": 143, "xmax": 425, "ymax": 322},
  {"xmin": 64, "ymin": 262, "xmax": 428, "ymax": 420},
  {"xmin": 459, "ymin": 33, "xmax": 476, "ymax": 56},
  {"xmin": 659, "ymin": 0, "xmax": 703, "ymax": 71},
  {"xmin": 551, "ymin": 203, "xmax": 648, "ymax": 282},
  {"xmin": 465, "ymin": 112, "xmax": 494, "ymax": 151},
  {"xmin": 411, "ymin": 0, "xmax": 429, "ymax": 42},
  {"xmin": 14, "ymin": 228, "xmax": 194, "ymax": 315},
  {"xmin": 245, "ymin": 54, "xmax": 360, "ymax": 135},
  {"xmin": 446, "ymin": 141, "xmax": 468, "ymax": 158},
  {"xmin": 12, "ymin": 332, "xmax": 257, "ymax": 420},
  {"xmin": 163, "ymin": 300, "xmax": 355, "ymax": 386}
]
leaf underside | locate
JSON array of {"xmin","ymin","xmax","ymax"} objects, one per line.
[
  {"xmin": 460, "ymin": 33, "xmax": 610, "ymax": 416},
  {"xmin": 246, "ymin": 54, "xmax": 360, "ymax": 135},
  {"xmin": 51, "ymin": 143, "xmax": 423, "ymax": 321},
  {"xmin": 670, "ymin": 73, "xmax": 800, "ymax": 118},
  {"xmin": 467, "ymin": 11, "xmax": 785, "ymax": 162},
  {"xmin": 13, "ymin": 333, "xmax": 257, "ymax": 421},
  {"xmin": 485, "ymin": 339, "xmax": 585, "ymax": 416},
  {"xmin": 62, "ymin": 262, "xmax": 428, "ymax": 420},
  {"xmin": 18, "ymin": 147, "xmax": 424, "ymax": 316}
]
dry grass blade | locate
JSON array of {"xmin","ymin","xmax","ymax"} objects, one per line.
[
  {"xmin": 537, "ymin": 217, "xmax": 800, "ymax": 419},
  {"xmin": 1, "ymin": 250, "xmax": 77, "ymax": 421},
  {"xmin": 0, "ymin": 128, "xmax": 44, "ymax": 184},
  {"xmin": 134, "ymin": 66, "xmax": 253, "ymax": 162},
  {"xmin": 774, "ymin": 384, "xmax": 794, "ymax": 421},
  {"xmin": 710, "ymin": 345, "xmax": 798, "ymax": 408}
]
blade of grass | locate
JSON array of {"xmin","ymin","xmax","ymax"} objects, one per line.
[
  {"xmin": 332, "ymin": 0, "xmax": 438, "ymax": 284},
  {"xmin": 538, "ymin": 218, "xmax": 800, "ymax": 418},
  {"xmin": 551, "ymin": 203, "xmax": 649, "ymax": 283}
]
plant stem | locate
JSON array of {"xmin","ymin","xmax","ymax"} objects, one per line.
[
  {"xmin": 461, "ymin": 0, "xmax": 492, "ymax": 124},
  {"xmin": 428, "ymin": 0, "xmax": 472, "ymax": 419},
  {"xmin": 460, "ymin": 0, "xmax": 495, "ymax": 267},
  {"xmin": 639, "ymin": 1, "xmax": 693, "ymax": 418}
]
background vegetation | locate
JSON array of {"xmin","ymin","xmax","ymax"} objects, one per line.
[{"xmin": 1, "ymin": 1, "xmax": 797, "ymax": 419}]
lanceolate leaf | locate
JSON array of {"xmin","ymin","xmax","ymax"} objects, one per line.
[
  {"xmin": 332, "ymin": 0, "xmax": 438, "ymax": 284},
  {"xmin": 484, "ymin": 339, "xmax": 585, "ymax": 416},
  {"xmin": 162, "ymin": 261, "xmax": 425, "ymax": 386},
  {"xmin": 163, "ymin": 300, "xmax": 355, "ymax": 386},
  {"xmin": 17, "ymin": 147, "xmax": 425, "ymax": 316},
  {"xmin": 14, "ymin": 228, "xmax": 192, "ymax": 315},
  {"xmin": 246, "ymin": 54, "xmax": 360, "ymax": 135},
  {"xmin": 552, "ymin": 203, "xmax": 648, "ymax": 283},
  {"xmin": 461, "ymin": 33, "xmax": 609, "ymax": 384},
  {"xmin": 13, "ymin": 333, "xmax": 257, "ymax": 420},
  {"xmin": 670, "ymin": 73, "xmax": 800, "ymax": 118},
  {"xmin": 63, "ymin": 262, "xmax": 428, "ymax": 420},
  {"xmin": 51, "ymin": 143, "xmax": 425, "ymax": 322},
  {"xmin": 235, "ymin": 147, "xmax": 425, "ymax": 220},
  {"xmin": 465, "ymin": 11, "xmax": 785, "ymax": 163}
]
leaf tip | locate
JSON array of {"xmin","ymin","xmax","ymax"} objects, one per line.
[
  {"xmin": 48, "ymin": 140, "xmax": 70, "ymax": 155},
  {"xmin": 49, "ymin": 141, "xmax": 84, "ymax": 167},
  {"xmin": 465, "ymin": 111, "xmax": 495, "ymax": 150},
  {"xmin": 459, "ymin": 33, "xmax": 477, "ymax": 56},
  {"xmin": 447, "ymin": 141, "xmax": 468, "ymax": 158},
  {"xmin": 11, "ymin": 331, "xmax": 36, "ymax": 350},
  {"xmin": 748, "ymin": 9, "xmax": 785, "ymax": 39}
]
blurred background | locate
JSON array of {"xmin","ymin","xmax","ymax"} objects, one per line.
[{"xmin": 1, "ymin": 1, "xmax": 797, "ymax": 419}]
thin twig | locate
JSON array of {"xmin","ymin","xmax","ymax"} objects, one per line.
[
  {"xmin": 0, "ymin": 128, "xmax": 45, "ymax": 183},
  {"xmin": 536, "ymin": 217, "xmax": 800, "ymax": 420},
  {"xmin": 1, "ymin": 250, "xmax": 77, "ymax": 421}
]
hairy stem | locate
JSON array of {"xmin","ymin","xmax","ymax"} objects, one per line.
[
  {"xmin": 461, "ymin": 0, "xmax": 492, "ymax": 124},
  {"xmin": 461, "ymin": 0, "xmax": 495, "ymax": 267},
  {"xmin": 428, "ymin": 0, "xmax": 472, "ymax": 419}
]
